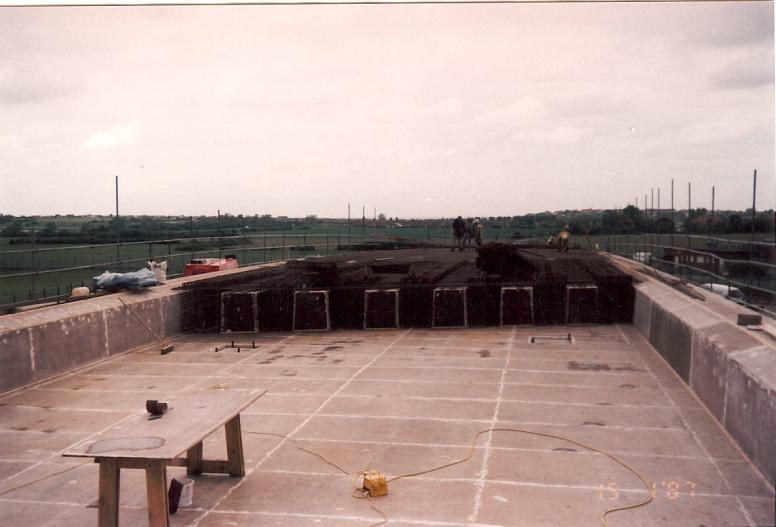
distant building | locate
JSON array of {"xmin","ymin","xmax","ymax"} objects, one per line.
[
  {"xmin": 662, "ymin": 248, "xmax": 720, "ymax": 274},
  {"xmin": 689, "ymin": 214, "xmax": 725, "ymax": 230},
  {"xmin": 662, "ymin": 245, "xmax": 772, "ymax": 278}
]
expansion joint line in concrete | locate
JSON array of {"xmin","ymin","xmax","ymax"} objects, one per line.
[
  {"xmin": 468, "ymin": 325, "xmax": 514, "ymax": 522},
  {"xmin": 26, "ymin": 328, "xmax": 36, "ymax": 372},
  {"xmin": 188, "ymin": 328, "xmax": 414, "ymax": 527},
  {"xmin": 614, "ymin": 324, "xmax": 758, "ymax": 527},
  {"xmin": 1, "ymin": 334, "xmax": 295, "ymax": 489},
  {"xmin": 187, "ymin": 334, "xmax": 297, "ymax": 390}
]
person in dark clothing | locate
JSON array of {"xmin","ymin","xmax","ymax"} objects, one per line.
[{"xmin": 452, "ymin": 216, "xmax": 465, "ymax": 251}]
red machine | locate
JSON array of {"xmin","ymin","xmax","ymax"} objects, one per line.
[{"xmin": 183, "ymin": 255, "xmax": 239, "ymax": 277}]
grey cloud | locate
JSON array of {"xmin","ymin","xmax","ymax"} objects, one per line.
[
  {"xmin": 678, "ymin": 5, "xmax": 774, "ymax": 48},
  {"xmin": 710, "ymin": 59, "xmax": 774, "ymax": 90},
  {"xmin": 704, "ymin": 8, "xmax": 773, "ymax": 48},
  {"xmin": 1, "ymin": 82, "xmax": 65, "ymax": 105},
  {"xmin": 0, "ymin": 63, "xmax": 82, "ymax": 105}
]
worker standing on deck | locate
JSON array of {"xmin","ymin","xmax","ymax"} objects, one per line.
[
  {"xmin": 473, "ymin": 218, "xmax": 483, "ymax": 246},
  {"xmin": 452, "ymin": 216, "xmax": 465, "ymax": 251},
  {"xmin": 463, "ymin": 218, "xmax": 474, "ymax": 248},
  {"xmin": 557, "ymin": 224, "xmax": 571, "ymax": 252}
]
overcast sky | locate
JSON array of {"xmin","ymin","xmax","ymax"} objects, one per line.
[{"xmin": 0, "ymin": 3, "xmax": 773, "ymax": 218}]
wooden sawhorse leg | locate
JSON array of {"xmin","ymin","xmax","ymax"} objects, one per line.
[
  {"xmin": 186, "ymin": 442, "xmax": 203, "ymax": 476},
  {"xmin": 145, "ymin": 459, "xmax": 169, "ymax": 527},
  {"xmin": 184, "ymin": 414, "xmax": 245, "ymax": 478},
  {"xmin": 225, "ymin": 414, "xmax": 245, "ymax": 477},
  {"xmin": 97, "ymin": 458, "xmax": 120, "ymax": 527}
]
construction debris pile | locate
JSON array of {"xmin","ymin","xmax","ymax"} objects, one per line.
[{"xmin": 179, "ymin": 245, "xmax": 634, "ymax": 332}]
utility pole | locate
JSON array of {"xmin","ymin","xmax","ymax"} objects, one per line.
[
  {"xmin": 190, "ymin": 216, "xmax": 194, "ymax": 261},
  {"xmin": 687, "ymin": 182, "xmax": 692, "ymax": 251},
  {"xmin": 651, "ymin": 188, "xmax": 654, "ymax": 216},
  {"xmin": 711, "ymin": 186, "xmax": 715, "ymax": 235},
  {"xmin": 115, "ymin": 175, "xmax": 120, "ymax": 270},
  {"xmin": 217, "ymin": 209, "xmax": 222, "ymax": 258},
  {"xmin": 688, "ymin": 182, "xmax": 691, "ymax": 212},
  {"xmin": 711, "ymin": 186, "xmax": 715, "ymax": 216},
  {"xmin": 657, "ymin": 188, "xmax": 660, "ymax": 215},
  {"xmin": 347, "ymin": 203, "xmax": 351, "ymax": 246},
  {"xmin": 670, "ymin": 179, "xmax": 674, "ymax": 243},
  {"xmin": 751, "ymin": 169, "xmax": 757, "ymax": 241}
]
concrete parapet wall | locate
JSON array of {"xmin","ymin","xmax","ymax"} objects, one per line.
[
  {"xmin": 0, "ymin": 288, "xmax": 180, "ymax": 394},
  {"xmin": 0, "ymin": 263, "xmax": 275, "ymax": 395},
  {"xmin": 616, "ymin": 255, "xmax": 776, "ymax": 485}
]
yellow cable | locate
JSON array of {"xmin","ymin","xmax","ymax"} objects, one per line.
[
  {"xmin": 248, "ymin": 427, "xmax": 654, "ymax": 527},
  {"xmin": 248, "ymin": 431, "xmax": 390, "ymax": 526},
  {"xmin": 247, "ymin": 431, "xmax": 352, "ymax": 476},
  {"xmin": 387, "ymin": 427, "xmax": 653, "ymax": 527}
]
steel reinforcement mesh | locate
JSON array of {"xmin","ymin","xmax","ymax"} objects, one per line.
[{"xmin": 178, "ymin": 246, "xmax": 634, "ymax": 332}]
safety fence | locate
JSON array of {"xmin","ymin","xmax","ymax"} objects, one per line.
[
  {"xmin": 582, "ymin": 234, "xmax": 776, "ymax": 317},
  {"xmin": 0, "ymin": 233, "xmax": 380, "ymax": 310}
]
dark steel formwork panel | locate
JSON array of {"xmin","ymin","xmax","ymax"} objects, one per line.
[
  {"xmin": 258, "ymin": 288, "xmax": 293, "ymax": 331},
  {"xmin": 466, "ymin": 285, "xmax": 501, "ymax": 327},
  {"xmin": 399, "ymin": 286, "xmax": 434, "ymax": 328},
  {"xmin": 293, "ymin": 290, "xmax": 331, "ymax": 331},
  {"xmin": 566, "ymin": 285, "xmax": 599, "ymax": 324},
  {"xmin": 501, "ymin": 286, "xmax": 534, "ymax": 326},
  {"xmin": 532, "ymin": 282, "xmax": 566, "ymax": 324},
  {"xmin": 181, "ymin": 288, "xmax": 221, "ymax": 333},
  {"xmin": 432, "ymin": 287, "xmax": 467, "ymax": 328},
  {"xmin": 220, "ymin": 291, "xmax": 259, "ymax": 333},
  {"xmin": 364, "ymin": 289, "xmax": 400, "ymax": 329},
  {"xmin": 330, "ymin": 288, "xmax": 366, "ymax": 329},
  {"xmin": 598, "ymin": 279, "xmax": 635, "ymax": 323}
]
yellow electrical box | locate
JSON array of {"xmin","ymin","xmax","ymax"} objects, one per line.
[{"xmin": 363, "ymin": 470, "xmax": 388, "ymax": 497}]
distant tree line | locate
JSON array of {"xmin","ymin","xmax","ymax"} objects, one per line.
[
  {"xmin": 568, "ymin": 206, "xmax": 775, "ymax": 236},
  {"xmin": 0, "ymin": 214, "xmax": 318, "ymax": 244},
  {"xmin": 1, "ymin": 209, "xmax": 773, "ymax": 245}
]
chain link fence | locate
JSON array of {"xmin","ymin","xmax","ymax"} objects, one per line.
[
  {"xmin": 580, "ymin": 234, "xmax": 776, "ymax": 317},
  {"xmin": 0, "ymin": 233, "xmax": 377, "ymax": 310}
]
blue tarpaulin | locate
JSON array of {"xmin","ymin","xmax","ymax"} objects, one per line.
[{"xmin": 93, "ymin": 268, "xmax": 158, "ymax": 290}]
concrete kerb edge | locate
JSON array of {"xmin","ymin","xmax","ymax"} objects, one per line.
[{"xmin": 608, "ymin": 254, "xmax": 776, "ymax": 489}]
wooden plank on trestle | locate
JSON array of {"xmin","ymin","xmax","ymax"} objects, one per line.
[{"xmin": 62, "ymin": 388, "xmax": 265, "ymax": 460}]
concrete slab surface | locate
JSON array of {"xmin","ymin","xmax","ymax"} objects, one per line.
[{"xmin": 0, "ymin": 326, "xmax": 773, "ymax": 527}]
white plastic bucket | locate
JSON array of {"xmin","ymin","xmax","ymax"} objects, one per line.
[{"xmin": 179, "ymin": 478, "xmax": 194, "ymax": 507}]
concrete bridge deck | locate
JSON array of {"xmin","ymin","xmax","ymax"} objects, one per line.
[{"xmin": 1, "ymin": 325, "xmax": 773, "ymax": 526}]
